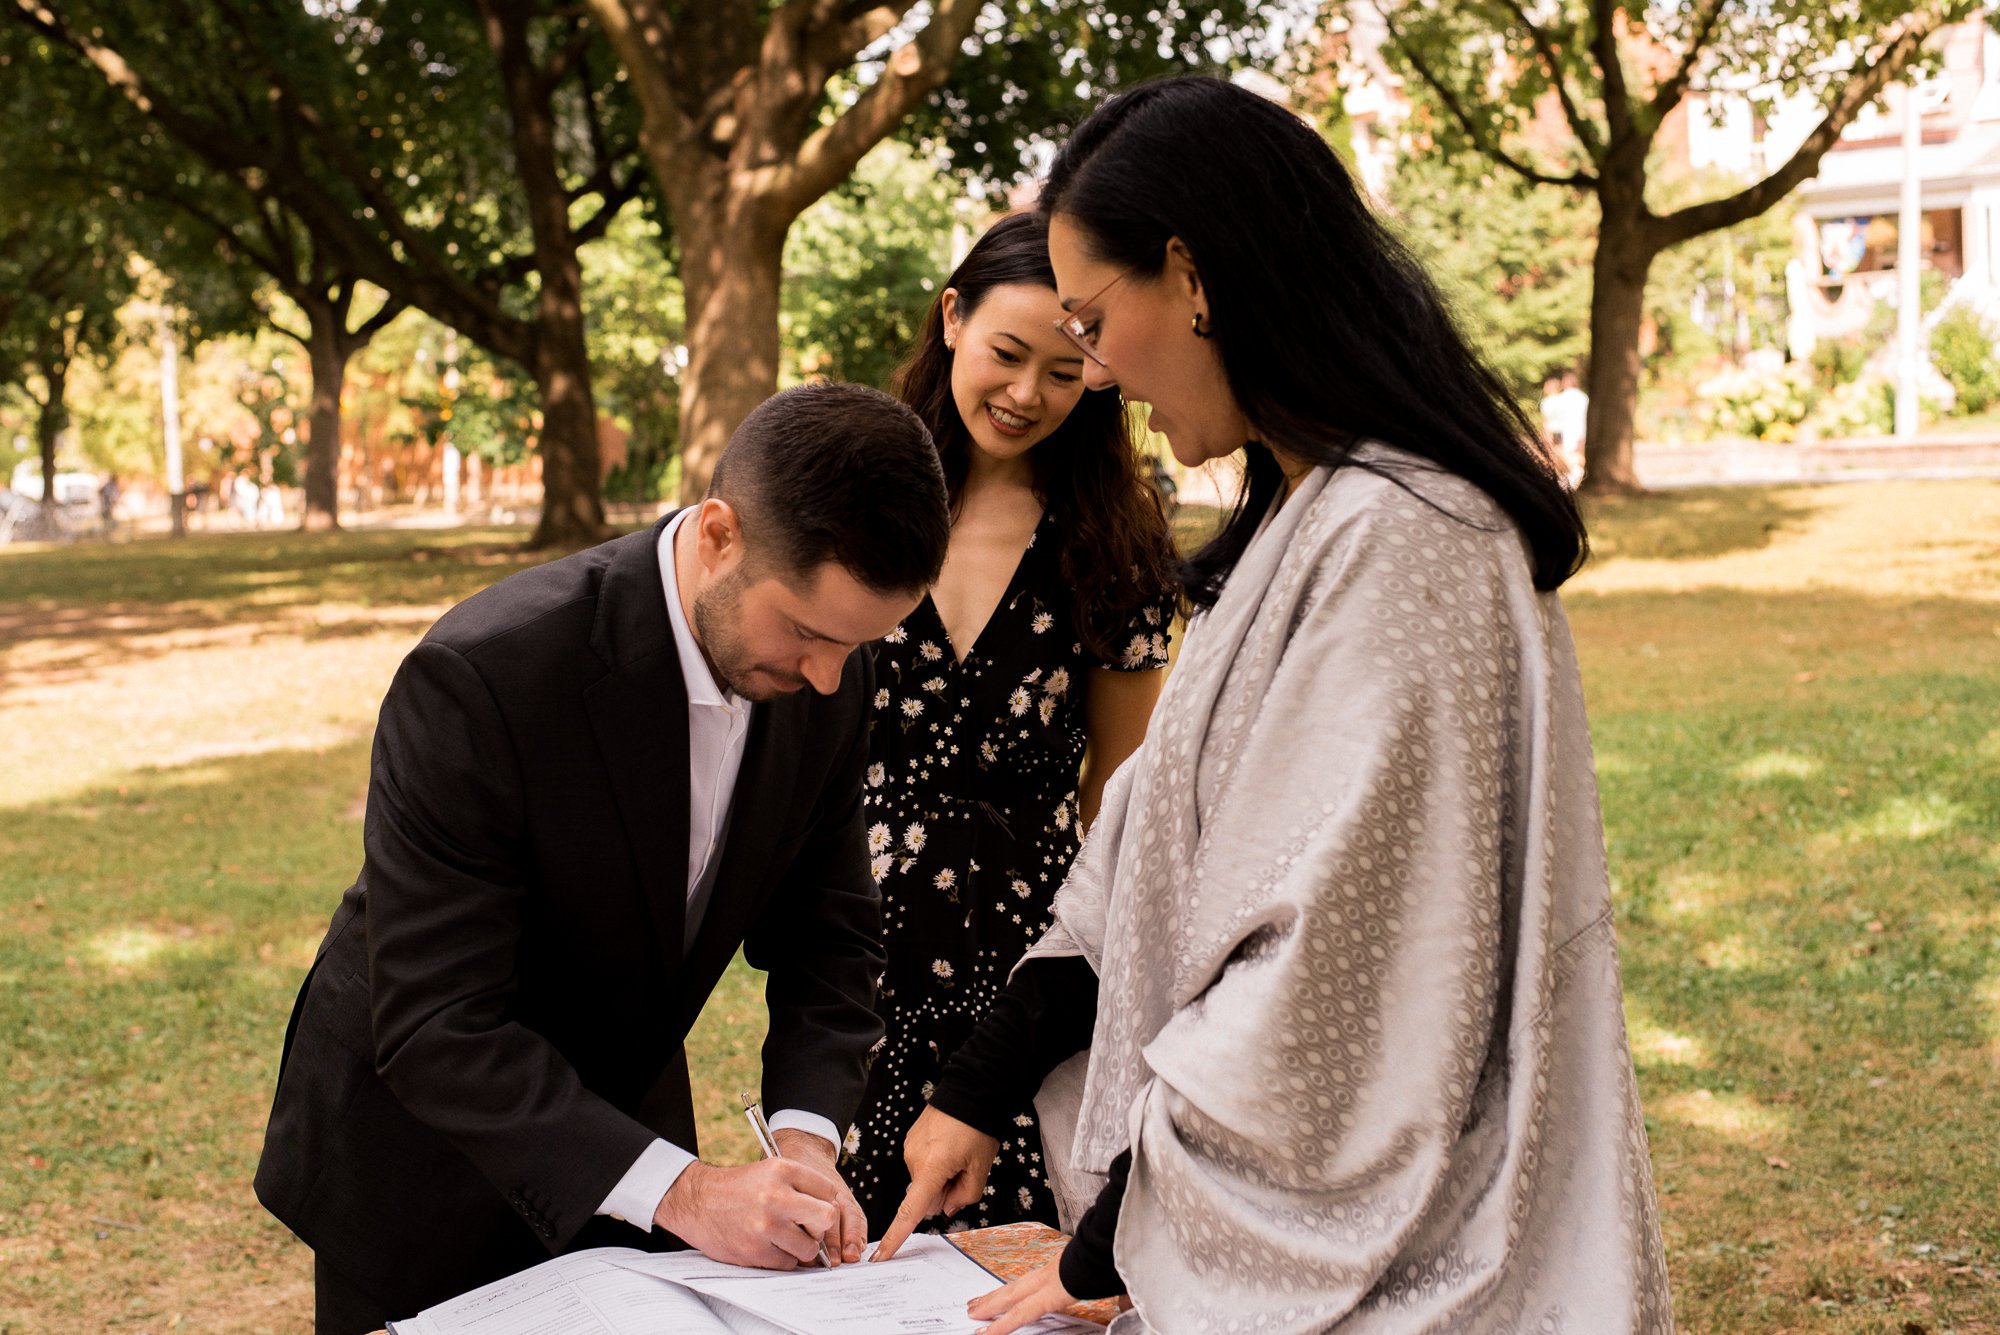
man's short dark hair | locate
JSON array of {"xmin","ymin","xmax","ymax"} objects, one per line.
[{"xmin": 711, "ymin": 382, "xmax": 949, "ymax": 594}]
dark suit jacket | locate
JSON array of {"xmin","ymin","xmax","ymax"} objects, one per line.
[{"xmin": 253, "ymin": 518, "xmax": 885, "ymax": 1316}]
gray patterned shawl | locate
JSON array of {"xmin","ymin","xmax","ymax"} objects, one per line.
[{"xmin": 1021, "ymin": 449, "xmax": 1673, "ymax": 1333}]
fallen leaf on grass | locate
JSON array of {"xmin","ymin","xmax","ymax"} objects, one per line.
[
  {"xmin": 1765, "ymin": 1155, "xmax": 1793, "ymax": 1170},
  {"xmin": 1793, "ymin": 671, "xmax": 1819, "ymax": 684}
]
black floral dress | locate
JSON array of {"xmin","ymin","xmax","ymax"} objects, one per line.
[{"xmin": 846, "ymin": 511, "xmax": 1173, "ymax": 1234}]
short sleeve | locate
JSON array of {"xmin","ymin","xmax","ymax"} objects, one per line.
[{"xmin": 1098, "ymin": 588, "xmax": 1174, "ymax": 671}]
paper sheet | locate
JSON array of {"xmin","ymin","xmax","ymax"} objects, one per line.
[
  {"xmin": 391, "ymin": 1237, "xmax": 1095, "ymax": 1335},
  {"xmin": 607, "ymin": 1235, "xmax": 1095, "ymax": 1335},
  {"xmin": 389, "ymin": 1248, "xmax": 789, "ymax": 1335}
]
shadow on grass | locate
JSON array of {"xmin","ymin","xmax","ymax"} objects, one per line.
[
  {"xmin": 0, "ymin": 524, "xmax": 564, "ymax": 611},
  {"xmin": 1583, "ymin": 486, "xmax": 1823, "ymax": 564}
]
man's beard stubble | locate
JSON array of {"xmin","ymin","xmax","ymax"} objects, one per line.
[{"xmin": 691, "ymin": 564, "xmax": 804, "ymax": 701}]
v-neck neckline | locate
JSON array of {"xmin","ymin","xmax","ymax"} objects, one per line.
[{"xmin": 924, "ymin": 509, "xmax": 1049, "ymax": 667}]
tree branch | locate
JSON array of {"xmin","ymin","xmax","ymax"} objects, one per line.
[
  {"xmin": 1652, "ymin": 4, "xmax": 1955, "ymax": 249},
  {"xmin": 1590, "ymin": 0, "xmax": 1635, "ymax": 152},
  {"xmin": 775, "ymin": 0, "xmax": 983, "ymax": 215},
  {"xmin": 584, "ymin": 0, "xmax": 694, "ymax": 177},
  {"xmin": 1377, "ymin": 3, "xmax": 1597, "ymax": 191},
  {"xmin": 571, "ymin": 168, "xmax": 646, "ymax": 246},
  {"xmin": 1493, "ymin": 0, "xmax": 1604, "ymax": 166},
  {"xmin": 801, "ymin": 1, "xmax": 911, "ymax": 86},
  {"xmin": 539, "ymin": 11, "xmax": 595, "ymax": 94},
  {"xmin": 1645, "ymin": 0, "xmax": 1732, "ymax": 129}
]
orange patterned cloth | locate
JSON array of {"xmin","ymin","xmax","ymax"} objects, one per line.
[{"xmin": 949, "ymin": 1222, "xmax": 1120, "ymax": 1326}]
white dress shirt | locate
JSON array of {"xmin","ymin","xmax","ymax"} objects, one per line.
[{"xmin": 595, "ymin": 512, "xmax": 841, "ymax": 1231}]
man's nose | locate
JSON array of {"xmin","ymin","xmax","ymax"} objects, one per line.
[
  {"xmin": 801, "ymin": 646, "xmax": 847, "ymax": 695},
  {"xmin": 1083, "ymin": 360, "xmax": 1117, "ymax": 393}
]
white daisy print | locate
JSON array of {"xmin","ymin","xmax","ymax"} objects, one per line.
[
  {"xmin": 843, "ymin": 1125, "xmax": 862, "ymax": 1155},
  {"xmin": 1054, "ymin": 802, "xmax": 1071, "ymax": 832},
  {"xmin": 1031, "ymin": 611, "xmax": 1053, "ymax": 634},
  {"xmin": 873, "ymin": 688, "xmax": 890, "ymax": 709},
  {"xmin": 867, "ymin": 822, "xmax": 891, "ymax": 854},
  {"xmin": 933, "ymin": 868, "xmax": 957, "ymax": 891},
  {"xmin": 1012, "ymin": 878, "xmax": 1032, "ymax": 899},
  {"xmin": 1008, "ymin": 687, "xmax": 1031, "ymax": 717},
  {"xmin": 1038, "ymin": 696, "xmax": 1056, "ymax": 725},
  {"xmin": 930, "ymin": 960, "xmax": 953, "ymax": 982},
  {"xmin": 866, "ymin": 762, "xmax": 885, "ymax": 787},
  {"xmin": 884, "ymin": 625, "xmax": 907, "ymax": 644},
  {"xmin": 1045, "ymin": 667, "xmax": 1070, "ymax": 697},
  {"xmin": 1122, "ymin": 633, "xmax": 1150, "ymax": 667},
  {"xmin": 903, "ymin": 822, "xmax": 927, "ymax": 852},
  {"xmin": 1143, "ymin": 605, "xmax": 1162, "ymax": 625},
  {"xmin": 980, "ymin": 740, "xmax": 999, "ymax": 763},
  {"xmin": 919, "ymin": 640, "xmax": 943, "ymax": 661},
  {"xmin": 901, "ymin": 698, "xmax": 924, "ymax": 718},
  {"xmin": 869, "ymin": 854, "xmax": 892, "ymax": 883},
  {"xmin": 922, "ymin": 676, "xmax": 945, "ymax": 694}
]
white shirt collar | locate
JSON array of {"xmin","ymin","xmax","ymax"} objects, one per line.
[{"xmin": 660, "ymin": 510, "xmax": 746, "ymax": 714}]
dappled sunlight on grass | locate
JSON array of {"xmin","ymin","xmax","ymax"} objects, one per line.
[
  {"xmin": 1576, "ymin": 480, "xmax": 2000, "ymax": 601},
  {"xmin": 1732, "ymin": 749, "xmax": 1822, "ymax": 782},
  {"xmin": 1659, "ymin": 868, "xmax": 1735, "ymax": 922},
  {"xmin": 1582, "ymin": 486, "xmax": 1821, "ymax": 562},
  {"xmin": 1657, "ymin": 1088, "xmax": 1792, "ymax": 1145},
  {"xmin": 1837, "ymin": 793, "xmax": 1975, "ymax": 843},
  {"xmin": 1978, "ymin": 975, "xmax": 2000, "ymax": 1058},
  {"xmin": 1693, "ymin": 933, "xmax": 1782, "ymax": 972},
  {"xmin": 1627, "ymin": 1012, "xmax": 1712, "ymax": 1069}
]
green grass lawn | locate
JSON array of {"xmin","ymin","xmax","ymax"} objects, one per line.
[{"xmin": 2, "ymin": 483, "xmax": 1996, "ymax": 1332}]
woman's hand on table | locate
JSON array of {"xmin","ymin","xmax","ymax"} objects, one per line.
[
  {"xmin": 965, "ymin": 1258, "xmax": 1080, "ymax": 1335},
  {"xmin": 869, "ymin": 1106, "xmax": 999, "ymax": 1260}
]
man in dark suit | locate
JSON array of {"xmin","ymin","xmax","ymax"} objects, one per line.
[{"xmin": 254, "ymin": 383, "xmax": 951, "ymax": 1332}]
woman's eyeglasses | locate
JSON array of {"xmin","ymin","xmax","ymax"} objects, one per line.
[{"xmin": 1052, "ymin": 265, "xmax": 1139, "ymax": 367}]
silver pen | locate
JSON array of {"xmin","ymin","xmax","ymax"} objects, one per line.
[{"xmin": 741, "ymin": 1091, "xmax": 835, "ymax": 1267}]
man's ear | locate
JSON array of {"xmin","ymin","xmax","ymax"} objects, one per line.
[{"xmin": 692, "ymin": 497, "xmax": 745, "ymax": 576}]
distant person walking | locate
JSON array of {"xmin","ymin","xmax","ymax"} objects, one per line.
[
  {"xmin": 98, "ymin": 474, "xmax": 121, "ymax": 532},
  {"xmin": 1541, "ymin": 370, "xmax": 1589, "ymax": 489}
]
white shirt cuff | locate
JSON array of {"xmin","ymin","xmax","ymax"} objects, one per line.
[
  {"xmin": 767, "ymin": 1109, "xmax": 842, "ymax": 1153},
  {"xmin": 598, "ymin": 1138, "xmax": 696, "ymax": 1232}
]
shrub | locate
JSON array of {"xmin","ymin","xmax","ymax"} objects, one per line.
[
  {"xmin": 1930, "ymin": 306, "xmax": 1999, "ymax": 416},
  {"xmin": 1697, "ymin": 362, "xmax": 1821, "ymax": 441}
]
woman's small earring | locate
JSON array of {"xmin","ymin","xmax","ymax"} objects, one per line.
[
  {"xmin": 945, "ymin": 336, "xmax": 956, "ymax": 350},
  {"xmin": 1191, "ymin": 313, "xmax": 1212, "ymax": 339}
]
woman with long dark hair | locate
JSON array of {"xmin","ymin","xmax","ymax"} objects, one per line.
[
  {"xmin": 847, "ymin": 211, "xmax": 1179, "ymax": 1236},
  {"xmin": 874, "ymin": 78, "xmax": 1671, "ymax": 1334}
]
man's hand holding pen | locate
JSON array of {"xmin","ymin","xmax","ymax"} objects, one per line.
[{"xmin": 652, "ymin": 1127, "xmax": 865, "ymax": 1270}]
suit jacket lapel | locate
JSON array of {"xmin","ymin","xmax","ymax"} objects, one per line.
[{"xmin": 584, "ymin": 517, "xmax": 690, "ymax": 977}]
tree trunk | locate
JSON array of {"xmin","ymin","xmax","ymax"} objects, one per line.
[
  {"xmin": 300, "ymin": 299, "xmax": 348, "ymax": 530},
  {"xmin": 529, "ymin": 327, "xmax": 608, "ymax": 548},
  {"xmin": 37, "ymin": 360, "xmax": 66, "ymax": 514},
  {"xmin": 1580, "ymin": 202, "xmax": 1660, "ymax": 496},
  {"xmin": 479, "ymin": 0, "xmax": 609, "ymax": 549},
  {"xmin": 675, "ymin": 201, "xmax": 787, "ymax": 503}
]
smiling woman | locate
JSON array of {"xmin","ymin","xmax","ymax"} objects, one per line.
[{"xmin": 842, "ymin": 212, "xmax": 1181, "ymax": 1240}]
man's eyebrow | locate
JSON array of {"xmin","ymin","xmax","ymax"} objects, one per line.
[{"xmin": 792, "ymin": 614, "xmax": 840, "ymax": 641}]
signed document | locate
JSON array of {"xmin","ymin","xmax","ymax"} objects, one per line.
[{"xmin": 388, "ymin": 1236, "xmax": 1094, "ymax": 1335}]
